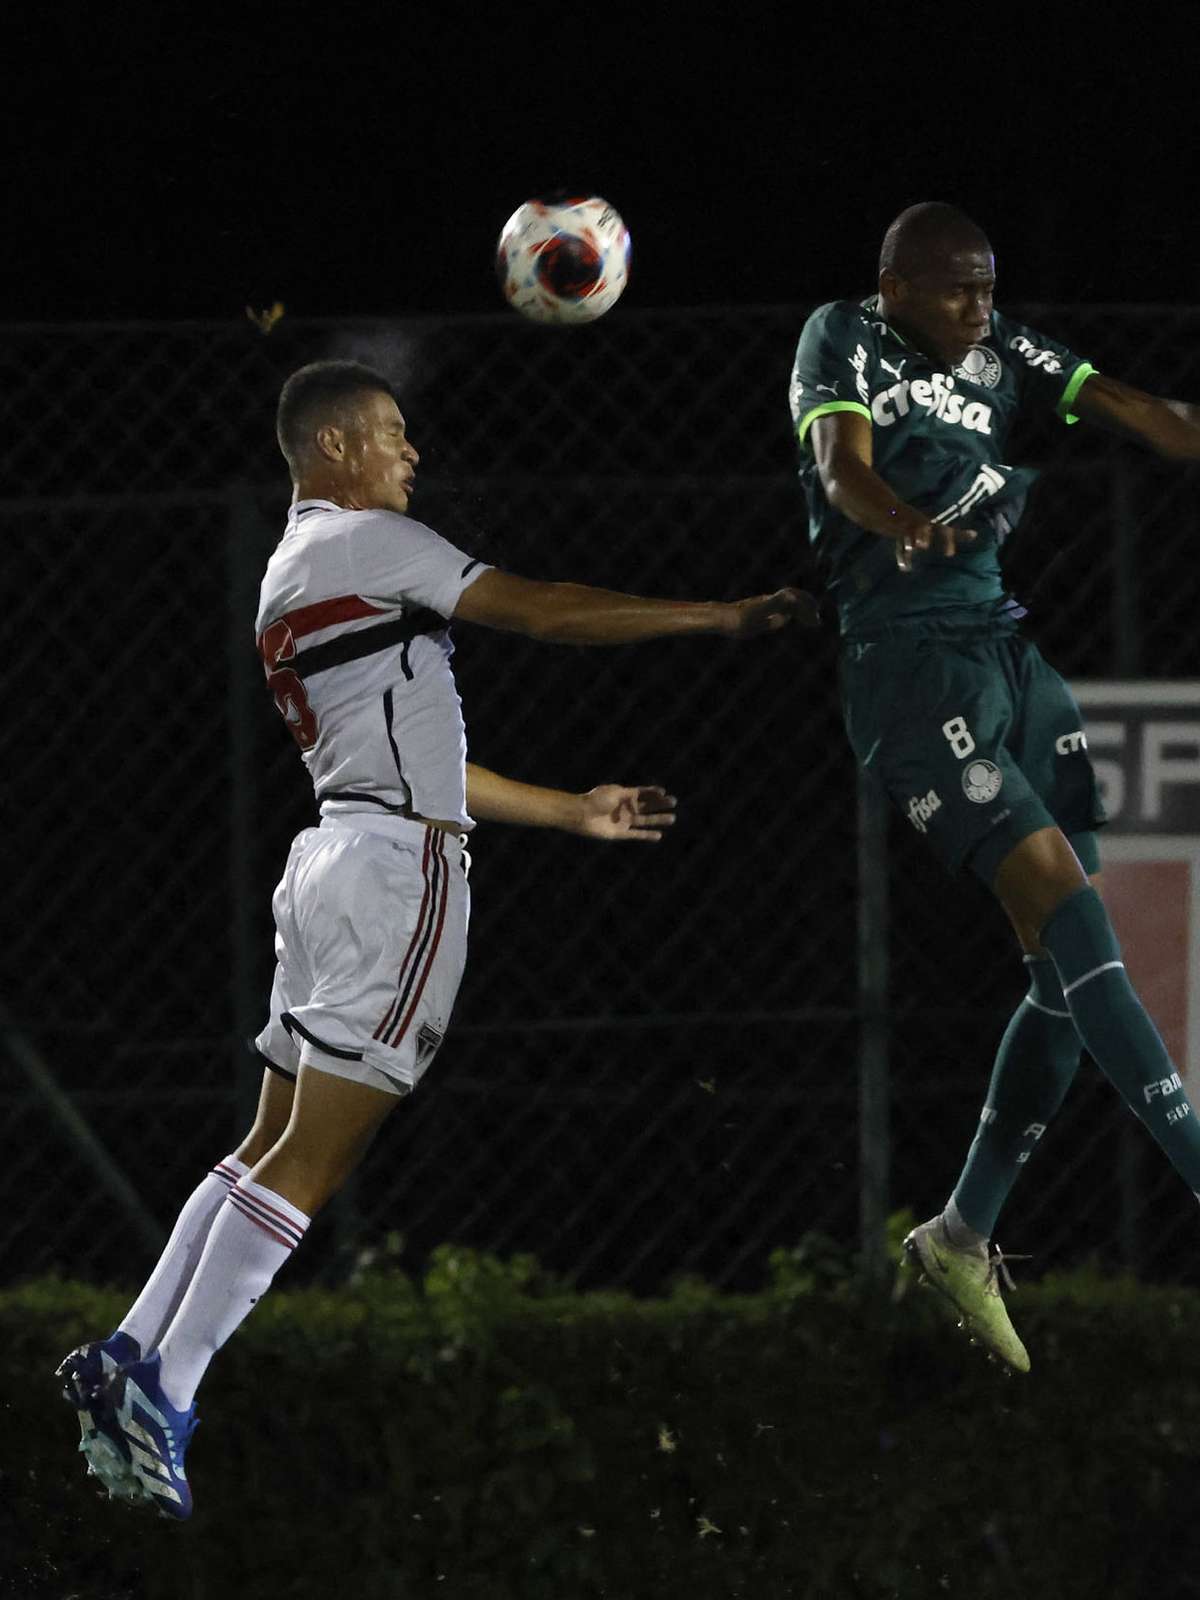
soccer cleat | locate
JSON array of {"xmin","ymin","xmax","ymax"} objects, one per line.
[
  {"xmin": 108, "ymin": 1354, "xmax": 199, "ymax": 1520},
  {"xmin": 56, "ymin": 1331, "xmax": 148, "ymax": 1503},
  {"xmin": 904, "ymin": 1214, "xmax": 1031, "ymax": 1374}
]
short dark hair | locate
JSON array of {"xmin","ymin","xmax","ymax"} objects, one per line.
[
  {"xmin": 879, "ymin": 202, "xmax": 990, "ymax": 279},
  {"xmin": 276, "ymin": 360, "xmax": 398, "ymax": 474}
]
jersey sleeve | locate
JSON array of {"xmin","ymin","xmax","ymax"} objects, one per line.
[
  {"xmin": 789, "ymin": 301, "xmax": 876, "ymax": 450},
  {"xmin": 350, "ymin": 512, "xmax": 491, "ymax": 618},
  {"xmin": 995, "ymin": 312, "xmax": 1097, "ymax": 426}
]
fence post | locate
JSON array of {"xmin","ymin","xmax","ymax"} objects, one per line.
[
  {"xmin": 1111, "ymin": 456, "xmax": 1144, "ymax": 1273},
  {"xmin": 857, "ymin": 765, "xmax": 891, "ymax": 1291},
  {"xmin": 227, "ymin": 491, "xmax": 263, "ymax": 1140}
]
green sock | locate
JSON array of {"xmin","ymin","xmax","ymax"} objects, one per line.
[
  {"xmin": 1041, "ymin": 887, "xmax": 1200, "ymax": 1197},
  {"xmin": 950, "ymin": 958, "xmax": 1081, "ymax": 1238}
]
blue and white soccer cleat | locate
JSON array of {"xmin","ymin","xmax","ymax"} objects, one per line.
[
  {"xmin": 109, "ymin": 1354, "xmax": 199, "ymax": 1520},
  {"xmin": 56, "ymin": 1330, "xmax": 147, "ymax": 1503}
]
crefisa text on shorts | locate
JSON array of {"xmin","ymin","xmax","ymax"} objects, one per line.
[{"xmin": 907, "ymin": 788, "xmax": 943, "ymax": 834}]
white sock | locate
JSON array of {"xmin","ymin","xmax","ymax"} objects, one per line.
[
  {"xmin": 118, "ymin": 1154, "xmax": 249, "ymax": 1355},
  {"xmin": 155, "ymin": 1177, "xmax": 310, "ymax": 1410}
]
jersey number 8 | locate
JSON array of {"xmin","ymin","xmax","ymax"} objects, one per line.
[{"xmin": 941, "ymin": 716, "xmax": 977, "ymax": 759}]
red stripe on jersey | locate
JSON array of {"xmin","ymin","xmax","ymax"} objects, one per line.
[
  {"xmin": 280, "ymin": 594, "xmax": 388, "ymax": 641},
  {"xmin": 392, "ymin": 833, "xmax": 450, "ymax": 1048},
  {"xmin": 374, "ymin": 828, "xmax": 436, "ymax": 1042}
]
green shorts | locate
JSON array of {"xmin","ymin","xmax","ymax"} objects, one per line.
[{"xmin": 840, "ymin": 624, "xmax": 1106, "ymax": 883}]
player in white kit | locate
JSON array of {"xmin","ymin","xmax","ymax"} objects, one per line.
[{"xmin": 58, "ymin": 360, "xmax": 811, "ymax": 1517}]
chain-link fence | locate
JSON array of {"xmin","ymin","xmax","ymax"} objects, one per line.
[{"xmin": 4, "ymin": 305, "xmax": 1199, "ymax": 1294}]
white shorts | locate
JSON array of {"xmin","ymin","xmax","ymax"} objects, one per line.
[{"xmin": 254, "ymin": 815, "xmax": 470, "ymax": 1097}]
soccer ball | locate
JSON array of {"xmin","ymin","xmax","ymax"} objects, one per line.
[{"xmin": 496, "ymin": 196, "xmax": 631, "ymax": 325}]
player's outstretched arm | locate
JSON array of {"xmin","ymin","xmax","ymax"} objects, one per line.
[
  {"xmin": 453, "ymin": 569, "xmax": 818, "ymax": 643},
  {"xmin": 466, "ymin": 763, "xmax": 676, "ymax": 842},
  {"xmin": 809, "ymin": 410, "xmax": 977, "ymax": 571},
  {"xmin": 1071, "ymin": 373, "xmax": 1200, "ymax": 460}
]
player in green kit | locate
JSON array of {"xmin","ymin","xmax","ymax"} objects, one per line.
[{"xmin": 790, "ymin": 202, "xmax": 1200, "ymax": 1371}]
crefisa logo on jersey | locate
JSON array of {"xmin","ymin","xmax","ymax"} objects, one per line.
[
  {"xmin": 870, "ymin": 372, "xmax": 994, "ymax": 434},
  {"xmin": 952, "ymin": 345, "xmax": 1002, "ymax": 390},
  {"xmin": 962, "ymin": 760, "xmax": 1004, "ymax": 803}
]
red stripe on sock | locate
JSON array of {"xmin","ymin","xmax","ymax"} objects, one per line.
[
  {"xmin": 229, "ymin": 1192, "xmax": 299, "ymax": 1250},
  {"xmin": 231, "ymin": 1185, "xmax": 307, "ymax": 1247}
]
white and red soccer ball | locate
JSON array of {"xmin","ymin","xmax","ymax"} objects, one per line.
[{"xmin": 496, "ymin": 196, "xmax": 631, "ymax": 324}]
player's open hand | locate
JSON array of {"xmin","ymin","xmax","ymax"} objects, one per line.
[
  {"xmin": 895, "ymin": 519, "xmax": 977, "ymax": 572},
  {"xmin": 576, "ymin": 784, "xmax": 677, "ymax": 842},
  {"xmin": 725, "ymin": 588, "xmax": 820, "ymax": 638}
]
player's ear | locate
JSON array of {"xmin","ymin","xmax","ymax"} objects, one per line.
[
  {"xmin": 880, "ymin": 268, "xmax": 906, "ymax": 304},
  {"xmin": 314, "ymin": 423, "xmax": 345, "ymax": 464}
]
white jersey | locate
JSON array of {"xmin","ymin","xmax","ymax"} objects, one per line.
[{"xmin": 255, "ymin": 499, "xmax": 490, "ymax": 828}]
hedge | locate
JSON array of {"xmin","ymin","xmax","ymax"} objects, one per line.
[{"xmin": 4, "ymin": 1234, "xmax": 1200, "ymax": 1599}]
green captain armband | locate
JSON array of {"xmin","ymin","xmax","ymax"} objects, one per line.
[
  {"xmin": 797, "ymin": 400, "xmax": 873, "ymax": 449},
  {"xmin": 1056, "ymin": 363, "xmax": 1098, "ymax": 425}
]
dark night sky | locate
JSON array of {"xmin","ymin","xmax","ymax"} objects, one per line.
[{"xmin": 2, "ymin": 8, "xmax": 1192, "ymax": 325}]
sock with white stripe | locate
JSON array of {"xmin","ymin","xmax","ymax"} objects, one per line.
[
  {"xmin": 949, "ymin": 958, "xmax": 1082, "ymax": 1239},
  {"xmin": 116, "ymin": 1154, "xmax": 249, "ymax": 1356},
  {"xmin": 1041, "ymin": 887, "xmax": 1200, "ymax": 1194},
  {"xmin": 154, "ymin": 1178, "xmax": 310, "ymax": 1410}
]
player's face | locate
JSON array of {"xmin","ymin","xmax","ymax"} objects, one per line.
[
  {"xmin": 880, "ymin": 247, "xmax": 996, "ymax": 367},
  {"xmin": 340, "ymin": 391, "xmax": 420, "ymax": 514}
]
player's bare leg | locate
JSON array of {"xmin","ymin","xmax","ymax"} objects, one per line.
[
  {"xmin": 104, "ymin": 1066, "xmax": 296, "ymax": 1359},
  {"xmin": 234, "ymin": 1065, "xmax": 297, "ymax": 1166},
  {"xmin": 246, "ymin": 1062, "xmax": 398, "ymax": 1215},
  {"xmin": 148, "ymin": 1063, "xmax": 397, "ymax": 1409},
  {"xmin": 993, "ymin": 826, "xmax": 1090, "ymax": 954}
]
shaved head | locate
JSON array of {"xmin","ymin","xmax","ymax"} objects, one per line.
[
  {"xmin": 877, "ymin": 203, "xmax": 996, "ymax": 366},
  {"xmin": 879, "ymin": 202, "xmax": 991, "ymax": 281}
]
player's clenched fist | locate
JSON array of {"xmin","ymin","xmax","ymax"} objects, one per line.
[
  {"xmin": 894, "ymin": 519, "xmax": 977, "ymax": 572},
  {"xmin": 722, "ymin": 587, "xmax": 821, "ymax": 637}
]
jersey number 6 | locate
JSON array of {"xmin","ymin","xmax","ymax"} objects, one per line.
[{"xmin": 258, "ymin": 620, "xmax": 319, "ymax": 751}]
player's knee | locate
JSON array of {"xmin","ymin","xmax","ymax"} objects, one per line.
[
  {"xmin": 266, "ymin": 1113, "xmax": 379, "ymax": 1201},
  {"xmin": 994, "ymin": 826, "xmax": 1089, "ymax": 948}
]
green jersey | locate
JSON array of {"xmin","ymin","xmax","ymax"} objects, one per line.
[{"xmin": 788, "ymin": 296, "xmax": 1096, "ymax": 636}]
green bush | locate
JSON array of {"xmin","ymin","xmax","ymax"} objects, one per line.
[{"xmin": 4, "ymin": 1241, "xmax": 1200, "ymax": 1599}]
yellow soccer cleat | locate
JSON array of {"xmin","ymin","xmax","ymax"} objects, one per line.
[{"xmin": 904, "ymin": 1214, "xmax": 1031, "ymax": 1374}]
